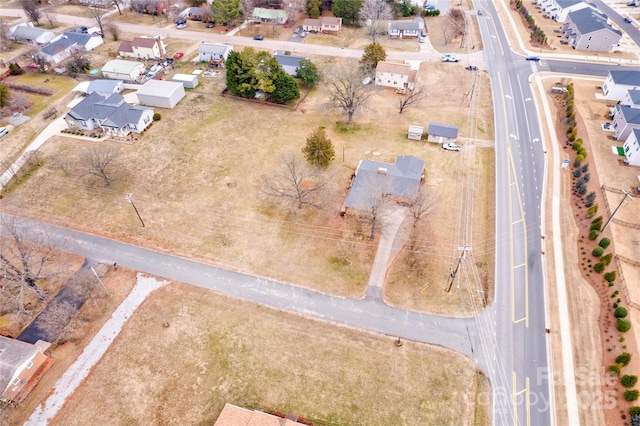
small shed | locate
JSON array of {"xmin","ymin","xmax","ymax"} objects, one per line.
[
  {"xmin": 136, "ymin": 80, "xmax": 185, "ymax": 108},
  {"xmin": 172, "ymin": 73, "xmax": 199, "ymax": 89},
  {"xmin": 427, "ymin": 122, "xmax": 458, "ymax": 143},
  {"xmin": 408, "ymin": 125, "xmax": 423, "ymax": 141}
]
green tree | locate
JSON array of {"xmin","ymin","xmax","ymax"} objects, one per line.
[
  {"xmin": 306, "ymin": 0, "xmax": 322, "ymax": 18},
  {"xmin": 211, "ymin": 0, "xmax": 241, "ymax": 28},
  {"xmin": 0, "ymin": 83, "xmax": 9, "ymax": 107},
  {"xmin": 360, "ymin": 43, "xmax": 387, "ymax": 72},
  {"xmin": 615, "ymin": 307, "xmax": 628, "ymax": 318},
  {"xmin": 332, "ymin": 0, "xmax": 363, "ymax": 24},
  {"xmin": 625, "ymin": 390, "xmax": 640, "ymax": 402},
  {"xmin": 270, "ymin": 67, "xmax": 300, "ymax": 104},
  {"xmin": 599, "ymin": 238, "xmax": 611, "ymax": 249},
  {"xmin": 622, "ymin": 375, "xmax": 638, "ymax": 388},
  {"xmin": 618, "ymin": 318, "xmax": 632, "ymax": 333},
  {"xmin": 302, "ymin": 127, "xmax": 335, "ymax": 169},
  {"xmin": 225, "ymin": 49, "xmax": 259, "ymax": 99},
  {"xmin": 616, "ymin": 352, "xmax": 632, "ymax": 366},
  {"xmin": 296, "ymin": 58, "xmax": 320, "ymax": 87}
]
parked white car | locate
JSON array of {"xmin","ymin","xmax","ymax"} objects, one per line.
[
  {"xmin": 441, "ymin": 54, "xmax": 460, "ymax": 62},
  {"xmin": 443, "ymin": 143, "xmax": 461, "ymax": 151}
]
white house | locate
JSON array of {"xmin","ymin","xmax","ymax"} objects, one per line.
[
  {"xmin": 388, "ymin": 22, "xmax": 421, "ymax": 39},
  {"xmin": 562, "ymin": 7, "xmax": 621, "ymax": 52},
  {"xmin": 612, "ymin": 104, "xmax": 640, "ymax": 140},
  {"xmin": 302, "ymin": 18, "xmax": 322, "ymax": 32},
  {"xmin": 375, "ymin": 61, "xmax": 417, "ymax": 90},
  {"xmin": 101, "ymin": 60, "xmax": 146, "ymax": 82},
  {"xmin": 602, "ymin": 70, "xmax": 640, "ymax": 101},
  {"xmin": 10, "ymin": 23, "xmax": 55, "ymax": 44},
  {"xmin": 621, "ymin": 89, "xmax": 640, "ymax": 108},
  {"xmin": 198, "ymin": 42, "xmax": 233, "ymax": 65},
  {"xmin": 301, "ymin": 17, "xmax": 342, "ymax": 34},
  {"xmin": 87, "ymin": 79, "xmax": 124, "ymax": 97},
  {"xmin": 118, "ymin": 36, "xmax": 166, "ymax": 59},
  {"xmin": 172, "ymin": 73, "xmax": 199, "ymax": 89},
  {"xmin": 136, "ymin": 80, "xmax": 185, "ymax": 108},
  {"xmin": 40, "ymin": 32, "xmax": 103, "ymax": 64},
  {"xmin": 539, "ymin": 0, "xmax": 592, "ymax": 22},
  {"xmin": 65, "ymin": 92, "xmax": 154, "ymax": 137},
  {"xmin": 0, "ymin": 337, "xmax": 53, "ymax": 404},
  {"xmin": 623, "ymin": 128, "xmax": 640, "ymax": 166}
]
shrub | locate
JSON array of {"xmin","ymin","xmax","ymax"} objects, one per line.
[
  {"xmin": 567, "ymin": 125, "xmax": 574, "ymax": 134},
  {"xmin": 581, "ymin": 173, "xmax": 590, "ymax": 183},
  {"xmin": 573, "ymin": 157, "xmax": 581, "ymax": 168},
  {"xmin": 601, "ymin": 253, "xmax": 613, "ymax": 266},
  {"xmin": 581, "ymin": 162, "xmax": 588, "ymax": 173},
  {"xmin": 586, "ymin": 205, "xmax": 598, "ymax": 218},
  {"xmin": 578, "ymin": 149, "xmax": 588, "ymax": 159},
  {"xmin": 600, "ymin": 238, "xmax": 611, "ymax": 249},
  {"xmin": 578, "ymin": 185, "xmax": 587, "ymax": 195},
  {"xmin": 592, "ymin": 247, "xmax": 604, "ymax": 257},
  {"xmin": 572, "ymin": 141, "xmax": 582, "ymax": 150},
  {"xmin": 618, "ymin": 318, "xmax": 632, "ymax": 333},
  {"xmin": 622, "ymin": 375, "xmax": 639, "ymax": 388},
  {"xmin": 625, "ymin": 390, "xmax": 640, "ymax": 402},
  {"xmin": 573, "ymin": 169, "xmax": 582, "ymax": 178},
  {"xmin": 593, "ymin": 262, "xmax": 605, "ymax": 273},
  {"xmin": 630, "ymin": 406, "xmax": 640, "ymax": 416},
  {"xmin": 608, "ymin": 364, "xmax": 621, "ymax": 375},
  {"xmin": 576, "ymin": 154, "xmax": 585, "ymax": 162},
  {"xmin": 604, "ymin": 270, "xmax": 616, "ymax": 281},
  {"xmin": 8, "ymin": 63, "xmax": 24, "ymax": 75},
  {"xmin": 615, "ymin": 307, "xmax": 628, "ymax": 318},
  {"xmin": 616, "ymin": 352, "xmax": 632, "ymax": 366},
  {"xmin": 589, "ymin": 230, "xmax": 599, "ymax": 240},
  {"xmin": 153, "ymin": 113, "xmax": 161, "ymax": 121},
  {"xmin": 614, "ymin": 302, "xmax": 619, "ymax": 308}
]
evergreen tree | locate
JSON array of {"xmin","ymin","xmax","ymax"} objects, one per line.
[
  {"xmin": 303, "ymin": 127, "xmax": 335, "ymax": 169},
  {"xmin": 296, "ymin": 58, "xmax": 320, "ymax": 87},
  {"xmin": 360, "ymin": 43, "xmax": 387, "ymax": 72},
  {"xmin": 306, "ymin": 0, "xmax": 321, "ymax": 18},
  {"xmin": 332, "ymin": 0, "xmax": 363, "ymax": 24}
]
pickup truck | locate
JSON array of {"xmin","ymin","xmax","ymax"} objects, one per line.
[
  {"xmin": 441, "ymin": 54, "xmax": 460, "ymax": 63},
  {"xmin": 443, "ymin": 143, "xmax": 461, "ymax": 151}
]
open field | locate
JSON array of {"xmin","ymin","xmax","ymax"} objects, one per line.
[
  {"xmin": 0, "ymin": 53, "xmax": 494, "ymax": 311},
  {"xmin": 49, "ymin": 280, "xmax": 488, "ymax": 426}
]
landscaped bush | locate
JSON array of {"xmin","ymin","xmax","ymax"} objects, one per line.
[
  {"xmin": 600, "ymin": 238, "xmax": 611, "ymax": 249},
  {"xmin": 573, "ymin": 169, "xmax": 582, "ymax": 178},
  {"xmin": 604, "ymin": 270, "xmax": 616, "ymax": 281},
  {"xmin": 578, "ymin": 185, "xmax": 587, "ymax": 195},
  {"xmin": 608, "ymin": 364, "xmax": 621, "ymax": 375},
  {"xmin": 586, "ymin": 205, "xmax": 598, "ymax": 218},
  {"xmin": 630, "ymin": 406, "xmax": 640, "ymax": 416},
  {"xmin": 617, "ymin": 352, "xmax": 632, "ymax": 366},
  {"xmin": 601, "ymin": 253, "xmax": 613, "ymax": 266},
  {"xmin": 9, "ymin": 63, "xmax": 24, "ymax": 75},
  {"xmin": 153, "ymin": 113, "xmax": 161, "ymax": 121},
  {"xmin": 625, "ymin": 390, "xmax": 640, "ymax": 402},
  {"xmin": 593, "ymin": 262, "xmax": 605, "ymax": 273},
  {"xmin": 618, "ymin": 318, "xmax": 632, "ymax": 333},
  {"xmin": 572, "ymin": 141, "xmax": 582, "ymax": 150},
  {"xmin": 615, "ymin": 307, "xmax": 629, "ymax": 319},
  {"xmin": 589, "ymin": 230, "xmax": 600, "ymax": 240},
  {"xmin": 576, "ymin": 154, "xmax": 585, "ymax": 162},
  {"xmin": 592, "ymin": 247, "xmax": 604, "ymax": 257},
  {"xmin": 622, "ymin": 375, "xmax": 638, "ymax": 388}
]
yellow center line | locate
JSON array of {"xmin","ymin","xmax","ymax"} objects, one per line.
[
  {"xmin": 514, "ymin": 262, "xmax": 526, "ymax": 268},
  {"xmin": 513, "ymin": 374, "xmax": 531, "ymax": 426}
]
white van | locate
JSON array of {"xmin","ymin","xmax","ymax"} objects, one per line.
[{"xmin": 0, "ymin": 127, "xmax": 8, "ymax": 138}]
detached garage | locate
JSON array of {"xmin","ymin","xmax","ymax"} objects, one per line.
[
  {"xmin": 136, "ymin": 80, "xmax": 185, "ymax": 109},
  {"xmin": 172, "ymin": 73, "xmax": 199, "ymax": 89}
]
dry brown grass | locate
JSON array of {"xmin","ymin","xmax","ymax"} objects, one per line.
[
  {"xmin": 50, "ymin": 281, "xmax": 484, "ymax": 426},
  {"xmin": 0, "ymin": 55, "xmax": 494, "ymax": 310}
]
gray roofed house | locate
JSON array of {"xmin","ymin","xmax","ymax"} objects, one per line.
[
  {"xmin": 65, "ymin": 92, "xmax": 154, "ymax": 137},
  {"xmin": 623, "ymin": 89, "xmax": 640, "ymax": 108},
  {"xmin": 612, "ymin": 104, "xmax": 640, "ymax": 141},
  {"xmin": 87, "ymin": 80, "xmax": 124, "ymax": 97},
  {"xmin": 0, "ymin": 337, "xmax": 53, "ymax": 403},
  {"xmin": 10, "ymin": 25, "xmax": 55, "ymax": 44},
  {"xmin": 388, "ymin": 21, "xmax": 421, "ymax": 39},
  {"xmin": 427, "ymin": 122, "xmax": 459, "ymax": 143},
  {"xmin": 539, "ymin": 0, "xmax": 592, "ymax": 22},
  {"xmin": 198, "ymin": 42, "xmax": 233, "ymax": 65},
  {"xmin": 562, "ymin": 7, "xmax": 621, "ymax": 52},
  {"xmin": 40, "ymin": 32, "xmax": 104, "ymax": 64},
  {"xmin": 602, "ymin": 71, "xmax": 640, "ymax": 100},
  {"xmin": 343, "ymin": 155, "xmax": 425, "ymax": 212},
  {"xmin": 273, "ymin": 54, "xmax": 306, "ymax": 76}
]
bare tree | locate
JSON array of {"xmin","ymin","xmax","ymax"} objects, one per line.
[
  {"xmin": 285, "ymin": 1, "xmax": 298, "ymax": 26},
  {"xmin": 261, "ymin": 152, "xmax": 329, "ymax": 210},
  {"xmin": 398, "ymin": 84, "xmax": 428, "ymax": 114},
  {"xmin": 21, "ymin": 0, "xmax": 42, "ymax": 26},
  {"xmin": 359, "ymin": 173, "xmax": 390, "ymax": 239},
  {"xmin": 42, "ymin": 9, "xmax": 56, "ymax": 28},
  {"xmin": 79, "ymin": 147, "xmax": 119, "ymax": 187},
  {"xmin": 50, "ymin": 153, "xmax": 75, "ymax": 176},
  {"xmin": 104, "ymin": 22, "xmax": 121, "ymax": 41},
  {"xmin": 409, "ymin": 187, "xmax": 436, "ymax": 227},
  {"xmin": 324, "ymin": 61, "xmax": 377, "ymax": 125},
  {"xmin": 447, "ymin": 8, "xmax": 467, "ymax": 47},
  {"xmin": 359, "ymin": 0, "xmax": 392, "ymax": 44},
  {"xmin": 37, "ymin": 300, "xmax": 77, "ymax": 341},
  {"xmin": 88, "ymin": 7, "xmax": 107, "ymax": 35},
  {"xmin": 239, "ymin": 0, "xmax": 254, "ymax": 19},
  {"xmin": 0, "ymin": 217, "xmax": 57, "ymax": 312},
  {"xmin": 113, "ymin": 0, "xmax": 124, "ymax": 15},
  {"xmin": 0, "ymin": 20, "xmax": 11, "ymax": 51},
  {"xmin": 28, "ymin": 49, "xmax": 50, "ymax": 73}
]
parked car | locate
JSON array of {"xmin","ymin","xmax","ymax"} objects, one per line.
[
  {"xmin": 206, "ymin": 22, "xmax": 215, "ymax": 28},
  {"xmin": 421, "ymin": 30, "xmax": 427, "ymax": 37},
  {"xmin": 526, "ymin": 56, "xmax": 541, "ymax": 61},
  {"xmin": 253, "ymin": 35, "xmax": 264, "ymax": 40},
  {"xmin": 177, "ymin": 23, "xmax": 187, "ymax": 29},
  {"xmin": 173, "ymin": 52, "xmax": 184, "ymax": 59},
  {"xmin": 294, "ymin": 26, "xmax": 302, "ymax": 34},
  {"xmin": 466, "ymin": 65, "xmax": 478, "ymax": 71},
  {"xmin": 443, "ymin": 143, "xmax": 461, "ymax": 151},
  {"xmin": 0, "ymin": 127, "xmax": 8, "ymax": 138},
  {"xmin": 300, "ymin": 31, "xmax": 307, "ymax": 38},
  {"xmin": 441, "ymin": 54, "xmax": 459, "ymax": 62},
  {"xmin": 362, "ymin": 76, "xmax": 372, "ymax": 85},
  {"xmin": 478, "ymin": 9, "xmax": 483, "ymax": 15},
  {"xmin": 78, "ymin": 26, "xmax": 88, "ymax": 33},
  {"xmin": 624, "ymin": 17, "xmax": 633, "ymax": 23},
  {"xmin": 418, "ymin": 37, "xmax": 424, "ymax": 43},
  {"xmin": 174, "ymin": 18, "xmax": 186, "ymax": 24}
]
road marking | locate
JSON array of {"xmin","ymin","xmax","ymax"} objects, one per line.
[
  {"xmin": 514, "ymin": 262, "xmax": 526, "ymax": 268},
  {"xmin": 513, "ymin": 373, "xmax": 531, "ymax": 426}
]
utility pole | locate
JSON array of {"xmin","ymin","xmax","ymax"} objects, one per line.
[
  {"xmin": 445, "ymin": 246, "xmax": 471, "ymax": 293},
  {"xmin": 91, "ymin": 266, "xmax": 110, "ymax": 296},
  {"xmin": 601, "ymin": 189, "xmax": 632, "ymax": 232},
  {"xmin": 126, "ymin": 193, "xmax": 145, "ymax": 227}
]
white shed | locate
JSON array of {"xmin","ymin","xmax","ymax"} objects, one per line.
[
  {"xmin": 136, "ymin": 80, "xmax": 185, "ymax": 108},
  {"xmin": 408, "ymin": 125, "xmax": 423, "ymax": 141},
  {"xmin": 172, "ymin": 73, "xmax": 199, "ymax": 89},
  {"xmin": 102, "ymin": 60, "xmax": 146, "ymax": 82}
]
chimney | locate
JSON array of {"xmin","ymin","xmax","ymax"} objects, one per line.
[{"xmin": 378, "ymin": 167, "xmax": 387, "ymax": 174}]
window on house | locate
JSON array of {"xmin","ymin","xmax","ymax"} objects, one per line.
[
  {"xmin": 12, "ymin": 378, "xmax": 19, "ymax": 385},
  {"xmin": 26, "ymin": 361, "xmax": 33, "ymax": 369},
  {"xmin": 588, "ymin": 36, "xmax": 592, "ymax": 41},
  {"xmin": 626, "ymin": 145, "xmax": 630, "ymax": 152}
]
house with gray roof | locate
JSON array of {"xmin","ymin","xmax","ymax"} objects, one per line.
[
  {"xmin": 65, "ymin": 92, "xmax": 154, "ymax": 137},
  {"xmin": 273, "ymin": 53, "xmax": 306, "ymax": 76},
  {"xmin": 612, "ymin": 104, "xmax": 640, "ymax": 140},
  {"xmin": 562, "ymin": 7, "xmax": 621, "ymax": 52},
  {"xmin": 538, "ymin": 0, "xmax": 592, "ymax": 22},
  {"xmin": 0, "ymin": 337, "xmax": 54, "ymax": 404},
  {"xmin": 623, "ymin": 128, "xmax": 640, "ymax": 166},
  {"xmin": 87, "ymin": 80, "xmax": 124, "ymax": 97},
  {"xmin": 602, "ymin": 70, "xmax": 640, "ymax": 101},
  {"xmin": 427, "ymin": 122, "xmax": 459, "ymax": 143},
  {"xmin": 388, "ymin": 21, "xmax": 420, "ymax": 39},
  {"xmin": 198, "ymin": 42, "xmax": 233, "ymax": 66},
  {"xmin": 10, "ymin": 24, "xmax": 55, "ymax": 44},
  {"xmin": 343, "ymin": 155, "xmax": 425, "ymax": 213},
  {"xmin": 40, "ymin": 32, "xmax": 104, "ymax": 64}
]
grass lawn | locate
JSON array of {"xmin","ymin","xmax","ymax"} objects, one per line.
[{"xmin": 50, "ymin": 281, "xmax": 488, "ymax": 426}]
